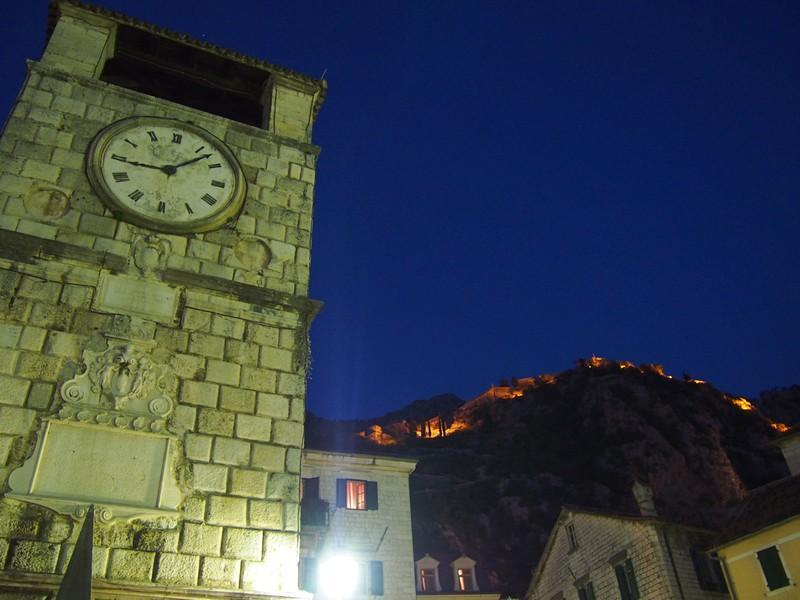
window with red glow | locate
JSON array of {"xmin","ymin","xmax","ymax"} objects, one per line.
[
  {"xmin": 420, "ymin": 569, "xmax": 436, "ymax": 591},
  {"xmin": 346, "ymin": 479, "xmax": 366, "ymax": 510},
  {"xmin": 457, "ymin": 568, "xmax": 473, "ymax": 591}
]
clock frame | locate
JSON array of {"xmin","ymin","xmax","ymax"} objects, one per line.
[{"xmin": 86, "ymin": 116, "xmax": 247, "ymax": 233}]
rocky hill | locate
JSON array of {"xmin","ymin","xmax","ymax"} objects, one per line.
[{"xmin": 305, "ymin": 358, "xmax": 791, "ymax": 595}]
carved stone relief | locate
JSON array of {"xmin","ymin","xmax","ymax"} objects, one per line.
[{"xmin": 58, "ymin": 341, "xmax": 176, "ymax": 433}]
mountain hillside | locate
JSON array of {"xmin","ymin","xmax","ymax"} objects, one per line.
[{"xmin": 305, "ymin": 358, "xmax": 791, "ymax": 595}]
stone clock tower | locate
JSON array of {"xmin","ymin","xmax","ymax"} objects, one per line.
[{"xmin": 0, "ymin": 2, "xmax": 324, "ymax": 598}]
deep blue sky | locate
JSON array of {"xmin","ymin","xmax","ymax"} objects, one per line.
[{"xmin": 4, "ymin": 2, "xmax": 799, "ymax": 420}]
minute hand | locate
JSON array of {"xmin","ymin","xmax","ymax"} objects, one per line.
[{"xmin": 173, "ymin": 153, "xmax": 212, "ymax": 169}]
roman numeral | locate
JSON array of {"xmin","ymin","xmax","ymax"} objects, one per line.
[
  {"xmin": 124, "ymin": 138, "xmax": 138, "ymax": 148},
  {"xmin": 112, "ymin": 172, "xmax": 129, "ymax": 182},
  {"xmin": 208, "ymin": 163, "xmax": 222, "ymax": 169},
  {"xmin": 195, "ymin": 146, "xmax": 206, "ymax": 154},
  {"xmin": 210, "ymin": 180, "xmax": 225, "ymax": 188},
  {"xmin": 111, "ymin": 154, "xmax": 127, "ymax": 162},
  {"xmin": 158, "ymin": 201, "xmax": 166, "ymax": 213},
  {"xmin": 172, "ymin": 133, "xmax": 182, "ymax": 144},
  {"xmin": 147, "ymin": 131, "xmax": 158, "ymax": 142},
  {"xmin": 128, "ymin": 189, "xmax": 144, "ymax": 202},
  {"xmin": 201, "ymin": 193, "xmax": 217, "ymax": 206},
  {"xmin": 185, "ymin": 203, "xmax": 194, "ymax": 214}
]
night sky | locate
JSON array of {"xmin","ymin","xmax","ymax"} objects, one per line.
[{"xmin": 3, "ymin": 2, "xmax": 799, "ymax": 420}]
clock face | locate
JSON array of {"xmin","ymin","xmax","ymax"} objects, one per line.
[{"xmin": 86, "ymin": 117, "xmax": 246, "ymax": 233}]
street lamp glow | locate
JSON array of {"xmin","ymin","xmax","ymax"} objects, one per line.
[{"xmin": 318, "ymin": 555, "xmax": 360, "ymax": 598}]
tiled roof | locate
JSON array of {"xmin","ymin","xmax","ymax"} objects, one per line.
[{"xmin": 719, "ymin": 474, "xmax": 800, "ymax": 545}]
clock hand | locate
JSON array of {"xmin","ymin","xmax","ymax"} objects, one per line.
[
  {"xmin": 122, "ymin": 158, "xmax": 165, "ymax": 170},
  {"xmin": 173, "ymin": 153, "xmax": 213, "ymax": 169}
]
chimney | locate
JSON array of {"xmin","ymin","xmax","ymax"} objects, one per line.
[
  {"xmin": 632, "ymin": 481, "xmax": 657, "ymax": 517},
  {"xmin": 775, "ymin": 430, "xmax": 800, "ymax": 476}
]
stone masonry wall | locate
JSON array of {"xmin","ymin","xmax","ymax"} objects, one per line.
[{"xmin": 0, "ymin": 5, "xmax": 321, "ymax": 598}]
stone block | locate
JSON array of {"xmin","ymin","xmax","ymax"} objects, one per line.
[
  {"xmin": 0, "ymin": 349, "xmax": 18, "ymax": 376},
  {"xmin": 171, "ymin": 353, "xmax": 205, "ymax": 380},
  {"xmin": 18, "ymin": 327, "xmax": 47, "ymax": 352},
  {"xmin": 256, "ymin": 393, "xmax": 290, "ymax": 419},
  {"xmin": 134, "ymin": 529, "xmax": 179, "ymax": 552},
  {"xmin": 213, "ymin": 437, "xmax": 250, "ymax": 466},
  {"xmin": 224, "ymin": 340, "xmax": 260, "ymax": 366},
  {"xmin": 250, "ymin": 443, "xmax": 285, "ymax": 472},
  {"xmin": 286, "ymin": 448, "xmax": 301, "ymax": 474},
  {"xmin": 9, "ymin": 540, "xmax": 59, "ymax": 573},
  {"xmin": 198, "ymin": 408, "xmax": 235, "ymax": 436},
  {"xmin": 278, "ymin": 372, "xmax": 305, "ymax": 396},
  {"xmin": 267, "ymin": 473, "xmax": 299, "ymax": 502},
  {"xmin": 28, "ymin": 303, "xmax": 73, "ymax": 331},
  {"xmin": 173, "ymin": 405, "xmax": 196, "ymax": 431},
  {"xmin": 211, "ymin": 314, "xmax": 245, "ymax": 339},
  {"xmin": 0, "ymin": 375, "xmax": 30, "ymax": 407},
  {"xmin": 0, "ymin": 324, "xmax": 22, "ymax": 348},
  {"xmin": 245, "ymin": 323, "xmax": 278, "ymax": 346},
  {"xmin": 200, "ymin": 556, "xmax": 241, "ymax": 588},
  {"xmin": 189, "ymin": 332, "xmax": 225, "ymax": 359},
  {"xmin": 236, "ymin": 414, "xmax": 272, "ymax": 443},
  {"xmin": 187, "ymin": 239, "xmax": 221, "ymax": 262},
  {"xmin": 154, "ymin": 327, "xmax": 189, "ymax": 352},
  {"xmin": 17, "ymin": 277, "xmax": 61, "ymax": 301},
  {"xmin": 78, "ymin": 213, "xmax": 117, "ymax": 238},
  {"xmin": 289, "ymin": 398, "xmax": 304, "ymax": 422},
  {"xmin": 230, "ymin": 468, "xmax": 267, "ymax": 498},
  {"xmin": 259, "ymin": 347, "xmax": 293, "ymax": 372},
  {"xmin": 279, "ymin": 329, "xmax": 297, "ymax": 349},
  {"xmin": 272, "ymin": 420, "xmax": 303, "ymax": 447},
  {"xmin": 182, "ymin": 495, "xmax": 205, "ymax": 522},
  {"xmin": 60, "ymin": 284, "xmax": 94, "ymax": 308},
  {"xmin": 180, "ymin": 522, "xmax": 222, "ymax": 556},
  {"xmin": 207, "ymin": 495, "xmax": 247, "ymax": 527},
  {"xmin": 240, "ymin": 366, "xmax": 277, "ymax": 393},
  {"xmin": 182, "ymin": 307, "xmax": 212, "ymax": 332},
  {"xmin": 107, "ymin": 548, "xmax": 155, "ymax": 582},
  {"xmin": 220, "ymin": 386, "xmax": 256, "ymax": 413},
  {"xmin": 284, "ymin": 503, "xmax": 299, "ymax": 532},
  {"xmin": 0, "ymin": 436, "xmax": 15, "ymax": 464},
  {"xmin": 223, "ymin": 528, "xmax": 262, "ymax": 560},
  {"xmin": 181, "ymin": 381, "xmax": 219, "ymax": 408},
  {"xmin": 206, "ymin": 359, "xmax": 241, "ymax": 386},
  {"xmin": 265, "ymin": 531, "xmax": 297, "ymax": 564},
  {"xmin": 185, "ymin": 434, "xmax": 213, "ymax": 462},
  {"xmin": 21, "ymin": 159, "xmax": 60, "ymax": 183},
  {"xmin": 249, "ymin": 500, "xmax": 283, "ymax": 530},
  {"xmin": 43, "ymin": 331, "xmax": 83, "ymax": 358},
  {"xmin": 0, "ymin": 406, "xmax": 36, "ymax": 435},
  {"xmin": 192, "ymin": 463, "xmax": 227, "ymax": 493},
  {"xmin": 155, "ymin": 552, "xmax": 199, "ymax": 586}
]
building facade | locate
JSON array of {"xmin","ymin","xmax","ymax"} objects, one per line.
[
  {"xmin": 0, "ymin": 1, "xmax": 323, "ymax": 597},
  {"xmin": 526, "ymin": 505, "xmax": 727, "ymax": 600},
  {"xmin": 715, "ymin": 432, "xmax": 800, "ymax": 599},
  {"xmin": 300, "ymin": 450, "xmax": 417, "ymax": 600}
]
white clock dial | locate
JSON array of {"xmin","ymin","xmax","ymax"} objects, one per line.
[{"xmin": 87, "ymin": 117, "xmax": 246, "ymax": 233}]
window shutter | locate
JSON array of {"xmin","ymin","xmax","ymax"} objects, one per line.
[
  {"xmin": 300, "ymin": 557, "xmax": 317, "ymax": 592},
  {"xmin": 366, "ymin": 481, "xmax": 379, "ymax": 510},
  {"xmin": 614, "ymin": 564, "xmax": 631, "ymax": 600},
  {"xmin": 690, "ymin": 548, "xmax": 712, "ymax": 590},
  {"xmin": 336, "ymin": 478, "xmax": 347, "ymax": 508},
  {"xmin": 757, "ymin": 546, "xmax": 790, "ymax": 590},
  {"xmin": 370, "ymin": 561, "xmax": 384, "ymax": 596},
  {"xmin": 586, "ymin": 582, "xmax": 596, "ymax": 600},
  {"xmin": 624, "ymin": 559, "xmax": 639, "ymax": 599},
  {"xmin": 303, "ymin": 477, "xmax": 320, "ymax": 501}
]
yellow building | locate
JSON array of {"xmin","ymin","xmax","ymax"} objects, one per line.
[{"xmin": 715, "ymin": 431, "xmax": 800, "ymax": 599}]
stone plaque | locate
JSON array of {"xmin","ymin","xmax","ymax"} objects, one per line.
[
  {"xmin": 94, "ymin": 273, "xmax": 179, "ymax": 325},
  {"xmin": 9, "ymin": 420, "xmax": 182, "ymax": 520}
]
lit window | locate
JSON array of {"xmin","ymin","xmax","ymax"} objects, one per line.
[
  {"xmin": 336, "ymin": 479, "xmax": 378, "ymax": 511},
  {"xmin": 566, "ymin": 523, "xmax": 578, "ymax": 551},
  {"xmin": 346, "ymin": 480, "xmax": 366, "ymax": 510},
  {"xmin": 420, "ymin": 569, "xmax": 436, "ymax": 592},
  {"xmin": 457, "ymin": 568, "xmax": 474, "ymax": 591},
  {"xmin": 757, "ymin": 546, "xmax": 791, "ymax": 591},
  {"xmin": 614, "ymin": 558, "xmax": 639, "ymax": 600}
]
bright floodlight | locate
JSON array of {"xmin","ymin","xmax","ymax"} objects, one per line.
[{"xmin": 318, "ymin": 555, "xmax": 360, "ymax": 598}]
